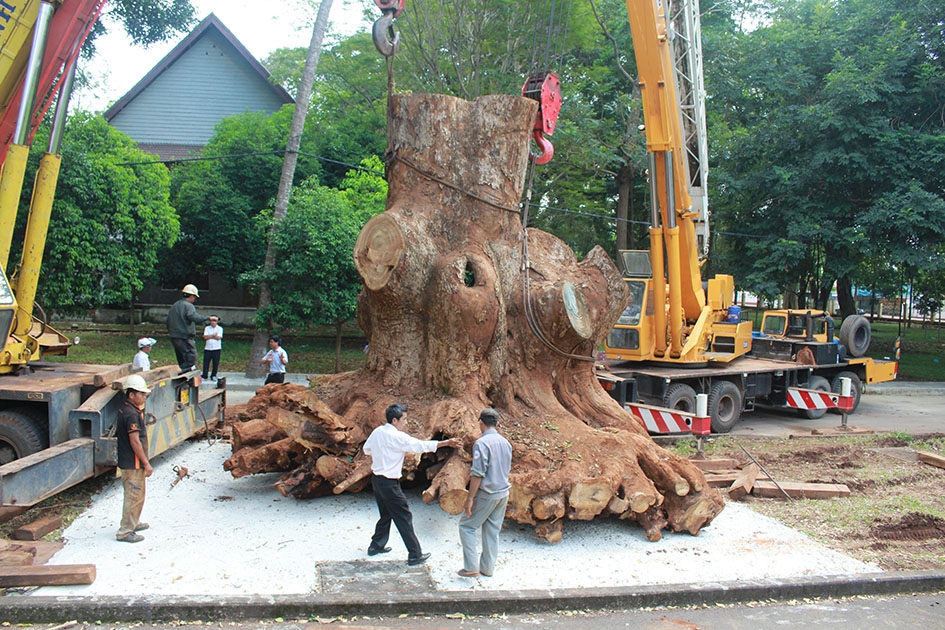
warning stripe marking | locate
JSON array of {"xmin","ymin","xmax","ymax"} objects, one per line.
[
  {"xmin": 624, "ymin": 404, "xmax": 692, "ymax": 434},
  {"xmin": 786, "ymin": 388, "xmax": 840, "ymax": 410}
]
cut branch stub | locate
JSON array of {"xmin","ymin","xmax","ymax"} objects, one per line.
[{"xmin": 224, "ymin": 93, "xmax": 724, "ymax": 543}]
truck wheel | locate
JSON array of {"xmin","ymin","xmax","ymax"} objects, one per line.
[
  {"xmin": 830, "ymin": 371, "xmax": 862, "ymax": 413},
  {"xmin": 663, "ymin": 383, "xmax": 697, "ymax": 414},
  {"xmin": 708, "ymin": 381, "xmax": 743, "ymax": 433},
  {"xmin": 0, "ymin": 410, "xmax": 48, "ymax": 465},
  {"xmin": 839, "ymin": 315, "xmax": 871, "ymax": 357},
  {"xmin": 800, "ymin": 375, "xmax": 831, "ymax": 419}
]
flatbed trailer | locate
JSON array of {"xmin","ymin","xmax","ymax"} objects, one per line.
[
  {"xmin": 0, "ymin": 363, "xmax": 225, "ymax": 508},
  {"xmin": 600, "ymin": 353, "xmax": 897, "ymax": 433}
]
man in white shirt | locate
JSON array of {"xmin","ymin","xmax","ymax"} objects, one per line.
[
  {"xmin": 133, "ymin": 338, "xmax": 157, "ymax": 371},
  {"xmin": 201, "ymin": 316, "xmax": 223, "ymax": 380},
  {"xmin": 261, "ymin": 334, "xmax": 289, "ymax": 384},
  {"xmin": 363, "ymin": 403, "xmax": 462, "ymax": 566}
]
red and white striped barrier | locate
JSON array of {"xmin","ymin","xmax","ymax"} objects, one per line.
[
  {"xmin": 786, "ymin": 387, "xmax": 853, "ymax": 412},
  {"xmin": 624, "ymin": 403, "xmax": 693, "ymax": 434}
]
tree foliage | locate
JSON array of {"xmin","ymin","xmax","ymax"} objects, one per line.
[
  {"xmin": 708, "ymin": 0, "xmax": 945, "ymax": 315},
  {"xmin": 165, "ymin": 106, "xmax": 306, "ymax": 287},
  {"xmin": 97, "ymin": 0, "xmax": 197, "ymax": 47},
  {"xmin": 16, "ymin": 114, "xmax": 179, "ymax": 313},
  {"xmin": 240, "ymin": 157, "xmax": 387, "ymax": 330}
]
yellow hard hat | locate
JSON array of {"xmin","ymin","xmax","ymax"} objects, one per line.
[
  {"xmin": 182, "ymin": 284, "xmax": 200, "ymax": 297},
  {"xmin": 124, "ymin": 374, "xmax": 152, "ymax": 394}
]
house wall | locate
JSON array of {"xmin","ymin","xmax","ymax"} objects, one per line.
[{"xmin": 108, "ymin": 29, "xmax": 288, "ymax": 146}]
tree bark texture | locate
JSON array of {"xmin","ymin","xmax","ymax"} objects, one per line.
[{"xmin": 226, "ymin": 94, "xmax": 723, "ymax": 541}]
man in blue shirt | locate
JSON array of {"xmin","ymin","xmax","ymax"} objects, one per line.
[{"xmin": 457, "ymin": 407, "xmax": 513, "ymax": 577}]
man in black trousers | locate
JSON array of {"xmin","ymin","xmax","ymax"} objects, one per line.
[{"xmin": 363, "ymin": 403, "xmax": 462, "ymax": 565}]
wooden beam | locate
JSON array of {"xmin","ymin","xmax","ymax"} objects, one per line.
[
  {"xmin": 702, "ymin": 471, "xmax": 740, "ymax": 488},
  {"xmin": 917, "ymin": 451, "xmax": 945, "ymax": 470},
  {"xmin": 688, "ymin": 457, "xmax": 740, "ymax": 471},
  {"xmin": 0, "ymin": 564, "xmax": 95, "ymax": 587},
  {"xmin": 752, "ymin": 480, "xmax": 850, "ymax": 499},
  {"xmin": 12, "ymin": 515, "xmax": 62, "ymax": 541},
  {"xmin": 810, "ymin": 427, "xmax": 873, "ymax": 436},
  {"xmin": 727, "ymin": 463, "xmax": 760, "ymax": 501}
]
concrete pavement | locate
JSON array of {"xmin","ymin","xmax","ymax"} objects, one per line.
[{"xmin": 3, "ymin": 375, "xmax": 941, "ymax": 624}]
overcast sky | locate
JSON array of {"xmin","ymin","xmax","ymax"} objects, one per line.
[{"xmin": 73, "ymin": 0, "xmax": 371, "ymax": 112}]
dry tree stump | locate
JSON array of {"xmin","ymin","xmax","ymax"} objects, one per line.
[{"xmin": 225, "ymin": 93, "xmax": 724, "ymax": 542}]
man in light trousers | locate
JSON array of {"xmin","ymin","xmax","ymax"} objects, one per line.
[{"xmin": 457, "ymin": 408, "xmax": 512, "ymax": 577}]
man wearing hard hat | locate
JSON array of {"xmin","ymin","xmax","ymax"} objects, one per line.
[
  {"xmin": 116, "ymin": 374, "xmax": 152, "ymax": 543},
  {"xmin": 133, "ymin": 337, "xmax": 157, "ymax": 371},
  {"xmin": 166, "ymin": 284, "xmax": 210, "ymax": 372}
]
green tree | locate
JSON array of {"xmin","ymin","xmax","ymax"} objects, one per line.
[
  {"xmin": 241, "ymin": 158, "xmax": 387, "ymax": 371},
  {"xmin": 709, "ymin": 0, "xmax": 945, "ymax": 317},
  {"xmin": 165, "ymin": 106, "xmax": 307, "ymax": 287},
  {"xmin": 264, "ymin": 32, "xmax": 388, "ymax": 187},
  {"xmin": 15, "ymin": 114, "xmax": 179, "ymax": 313}
]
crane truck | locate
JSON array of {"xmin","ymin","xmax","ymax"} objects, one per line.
[
  {"xmin": 0, "ymin": 0, "xmax": 224, "ymax": 511},
  {"xmin": 598, "ymin": 0, "xmax": 897, "ymax": 433}
]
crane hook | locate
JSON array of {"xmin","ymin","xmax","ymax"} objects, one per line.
[
  {"xmin": 533, "ymin": 131, "xmax": 555, "ymax": 165},
  {"xmin": 522, "ymin": 72, "xmax": 561, "ymax": 166},
  {"xmin": 373, "ymin": 0, "xmax": 406, "ymax": 57}
]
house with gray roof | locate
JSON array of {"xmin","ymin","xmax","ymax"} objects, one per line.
[{"xmin": 104, "ymin": 13, "xmax": 294, "ymax": 161}]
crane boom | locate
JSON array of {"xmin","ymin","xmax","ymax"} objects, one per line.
[{"xmin": 605, "ymin": 0, "xmax": 752, "ymax": 364}]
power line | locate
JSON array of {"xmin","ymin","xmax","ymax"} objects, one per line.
[{"xmin": 119, "ymin": 150, "xmax": 785, "ymax": 242}]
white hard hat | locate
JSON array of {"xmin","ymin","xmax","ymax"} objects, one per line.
[
  {"xmin": 124, "ymin": 374, "xmax": 152, "ymax": 394},
  {"xmin": 137, "ymin": 337, "xmax": 157, "ymax": 348},
  {"xmin": 182, "ymin": 284, "xmax": 200, "ymax": 297}
]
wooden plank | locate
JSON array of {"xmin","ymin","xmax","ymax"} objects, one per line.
[
  {"xmin": 3, "ymin": 563, "xmax": 94, "ymax": 587},
  {"xmin": 727, "ymin": 463, "xmax": 760, "ymax": 501},
  {"xmin": 917, "ymin": 451, "xmax": 945, "ymax": 470},
  {"xmin": 702, "ymin": 471, "xmax": 740, "ymax": 487},
  {"xmin": 14, "ymin": 540, "xmax": 63, "ymax": 565},
  {"xmin": 12, "ymin": 515, "xmax": 62, "ymax": 541},
  {"xmin": 689, "ymin": 457, "xmax": 740, "ymax": 471},
  {"xmin": 752, "ymin": 480, "xmax": 850, "ymax": 499},
  {"xmin": 109, "ymin": 364, "xmax": 183, "ymax": 389},
  {"xmin": 0, "ymin": 506, "xmax": 29, "ymax": 524},
  {"xmin": 0, "ymin": 564, "xmax": 95, "ymax": 586},
  {"xmin": 811, "ymin": 426, "xmax": 874, "ymax": 436},
  {"xmin": 0, "ymin": 547, "xmax": 35, "ymax": 567}
]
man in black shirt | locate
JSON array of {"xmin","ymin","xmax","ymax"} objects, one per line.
[{"xmin": 116, "ymin": 374, "xmax": 153, "ymax": 543}]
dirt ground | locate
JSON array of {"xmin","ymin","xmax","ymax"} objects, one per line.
[{"xmin": 693, "ymin": 433, "xmax": 945, "ymax": 571}]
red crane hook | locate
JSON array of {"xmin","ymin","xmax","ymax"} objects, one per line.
[{"xmin": 522, "ymin": 72, "xmax": 561, "ymax": 165}]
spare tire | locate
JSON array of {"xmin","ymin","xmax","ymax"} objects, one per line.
[{"xmin": 839, "ymin": 315, "xmax": 871, "ymax": 357}]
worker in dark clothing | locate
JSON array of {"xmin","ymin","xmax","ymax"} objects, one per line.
[
  {"xmin": 116, "ymin": 374, "xmax": 153, "ymax": 543},
  {"xmin": 167, "ymin": 284, "xmax": 209, "ymax": 372}
]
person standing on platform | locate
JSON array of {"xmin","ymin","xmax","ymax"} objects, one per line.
[{"xmin": 166, "ymin": 284, "xmax": 209, "ymax": 372}]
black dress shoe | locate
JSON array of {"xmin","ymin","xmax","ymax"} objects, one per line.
[
  {"xmin": 407, "ymin": 552, "xmax": 431, "ymax": 566},
  {"xmin": 367, "ymin": 546, "xmax": 391, "ymax": 556}
]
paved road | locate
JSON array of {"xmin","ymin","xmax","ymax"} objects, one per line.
[{"xmin": 19, "ymin": 591, "xmax": 945, "ymax": 628}]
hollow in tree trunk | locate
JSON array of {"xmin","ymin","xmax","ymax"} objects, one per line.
[{"xmin": 227, "ymin": 93, "xmax": 724, "ymax": 542}]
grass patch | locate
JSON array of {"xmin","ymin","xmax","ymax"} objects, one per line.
[{"xmin": 44, "ymin": 322, "xmax": 368, "ymax": 374}]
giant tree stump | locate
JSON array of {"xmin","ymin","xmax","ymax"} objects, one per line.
[{"xmin": 226, "ymin": 93, "xmax": 723, "ymax": 542}]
